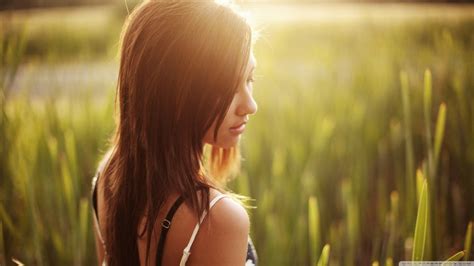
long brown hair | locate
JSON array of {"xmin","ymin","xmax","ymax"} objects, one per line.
[{"xmin": 98, "ymin": 0, "xmax": 255, "ymax": 265}]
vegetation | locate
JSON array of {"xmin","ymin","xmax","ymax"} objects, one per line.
[{"xmin": 1, "ymin": 3, "xmax": 473, "ymax": 265}]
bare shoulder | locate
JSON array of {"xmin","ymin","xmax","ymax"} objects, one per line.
[
  {"xmin": 187, "ymin": 188, "xmax": 250, "ymax": 265},
  {"xmin": 207, "ymin": 188, "xmax": 250, "ymax": 230}
]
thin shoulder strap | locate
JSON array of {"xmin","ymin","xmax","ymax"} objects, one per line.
[
  {"xmin": 155, "ymin": 186, "xmax": 207, "ymax": 266},
  {"xmin": 155, "ymin": 194, "xmax": 186, "ymax": 266},
  {"xmin": 179, "ymin": 194, "xmax": 229, "ymax": 266}
]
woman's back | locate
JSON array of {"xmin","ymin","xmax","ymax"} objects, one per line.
[{"xmin": 92, "ymin": 168, "xmax": 258, "ymax": 265}]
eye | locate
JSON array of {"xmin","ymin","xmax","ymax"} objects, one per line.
[{"xmin": 247, "ymin": 77, "xmax": 255, "ymax": 84}]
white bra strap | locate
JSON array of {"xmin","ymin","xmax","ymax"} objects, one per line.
[{"xmin": 179, "ymin": 194, "xmax": 229, "ymax": 266}]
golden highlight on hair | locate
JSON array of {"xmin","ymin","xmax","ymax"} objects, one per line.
[{"xmin": 97, "ymin": 0, "xmax": 257, "ymax": 265}]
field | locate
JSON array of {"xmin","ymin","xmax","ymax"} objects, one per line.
[{"xmin": 1, "ymin": 3, "xmax": 473, "ymax": 265}]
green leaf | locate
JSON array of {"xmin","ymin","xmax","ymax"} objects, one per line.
[
  {"xmin": 316, "ymin": 244, "xmax": 330, "ymax": 266},
  {"xmin": 433, "ymin": 103, "xmax": 447, "ymax": 170},
  {"xmin": 309, "ymin": 196, "xmax": 321, "ymax": 264},
  {"xmin": 424, "ymin": 69, "xmax": 432, "ymax": 123},
  {"xmin": 416, "ymin": 169, "xmax": 424, "ymax": 204},
  {"xmin": 464, "ymin": 221, "xmax": 472, "ymax": 261},
  {"xmin": 400, "ymin": 70, "xmax": 416, "ymax": 225},
  {"xmin": 79, "ymin": 198, "xmax": 89, "ymax": 245},
  {"xmin": 412, "ymin": 179, "xmax": 429, "ymax": 261},
  {"xmin": 442, "ymin": 251, "xmax": 464, "ymax": 264},
  {"xmin": 423, "ymin": 69, "xmax": 434, "ymax": 179},
  {"xmin": 0, "ymin": 203, "xmax": 17, "ymax": 237}
]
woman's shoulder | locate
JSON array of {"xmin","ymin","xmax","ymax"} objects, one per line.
[
  {"xmin": 206, "ymin": 187, "xmax": 250, "ymax": 232},
  {"xmin": 184, "ymin": 187, "xmax": 250, "ymax": 264}
]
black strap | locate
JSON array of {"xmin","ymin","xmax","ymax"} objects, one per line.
[
  {"xmin": 155, "ymin": 185, "xmax": 207, "ymax": 266},
  {"xmin": 155, "ymin": 194, "xmax": 185, "ymax": 266},
  {"xmin": 91, "ymin": 171, "xmax": 100, "ymax": 220}
]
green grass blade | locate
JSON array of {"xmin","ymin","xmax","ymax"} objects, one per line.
[
  {"xmin": 433, "ymin": 103, "xmax": 447, "ymax": 171},
  {"xmin": 424, "ymin": 69, "xmax": 432, "ymax": 121},
  {"xmin": 65, "ymin": 129, "xmax": 78, "ymax": 179},
  {"xmin": 412, "ymin": 179, "xmax": 429, "ymax": 261},
  {"xmin": 316, "ymin": 244, "xmax": 330, "ymax": 266},
  {"xmin": 78, "ymin": 198, "xmax": 89, "ymax": 265},
  {"xmin": 308, "ymin": 196, "xmax": 321, "ymax": 264},
  {"xmin": 0, "ymin": 203, "xmax": 16, "ymax": 237},
  {"xmin": 400, "ymin": 70, "xmax": 416, "ymax": 226},
  {"xmin": 416, "ymin": 169, "xmax": 424, "ymax": 204},
  {"xmin": 423, "ymin": 69, "xmax": 433, "ymax": 179},
  {"xmin": 387, "ymin": 192, "xmax": 399, "ymax": 258},
  {"xmin": 442, "ymin": 251, "xmax": 464, "ymax": 264},
  {"xmin": 60, "ymin": 156, "xmax": 76, "ymax": 228},
  {"xmin": 464, "ymin": 221, "xmax": 472, "ymax": 261}
]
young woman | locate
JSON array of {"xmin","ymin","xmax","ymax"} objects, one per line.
[{"xmin": 90, "ymin": 0, "xmax": 259, "ymax": 265}]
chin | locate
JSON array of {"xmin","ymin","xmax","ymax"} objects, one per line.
[{"xmin": 211, "ymin": 135, "xmax": 240, "ymax": 149}]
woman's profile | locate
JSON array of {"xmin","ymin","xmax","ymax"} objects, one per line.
[{"xmin": 90, "ymin": 0, "xmax": 259, "ymax": 265}]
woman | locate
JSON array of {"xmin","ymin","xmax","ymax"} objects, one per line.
[{"xmin": 90, "ymin": 0, "xmax": 259, "ymax": 265}]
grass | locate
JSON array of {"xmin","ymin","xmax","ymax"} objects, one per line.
[{"xmin": 1, "ymin": 3, "xmax": 474, "ymax": 265}]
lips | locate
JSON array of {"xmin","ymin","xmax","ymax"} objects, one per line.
[
  {"xmin": 230, "ymin": 121, "xmax": 247, "ymax": 129},
  {"xmin": 229, "ymin": 120, "xmax": 247, "ymax": 135}
]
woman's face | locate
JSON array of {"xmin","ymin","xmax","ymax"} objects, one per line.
[{"xmin": 203, "ymin": 53, "xmax": 258, "ymax": 148}]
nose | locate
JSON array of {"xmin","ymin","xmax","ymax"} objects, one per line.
[{"xmin": 236, "ymin": 88, "xmax": 257, "ymax": 116}]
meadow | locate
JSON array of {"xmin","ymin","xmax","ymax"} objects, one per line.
[{"xmin": 0, "ymin": 3, "xmax": 473, "ymax": 265}]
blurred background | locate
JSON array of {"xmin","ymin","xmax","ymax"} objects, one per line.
[{"xmin": 1, "ymin": 0, "xmax": 473, "ymax": 265}]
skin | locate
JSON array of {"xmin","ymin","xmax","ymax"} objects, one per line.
[
  {"xmin": 203, "ymin": 52, "xmax": 258, "ymax": 148},
  {"xmin": 94, "ymin": 53, "xmax": 258, "ymax": 265}
]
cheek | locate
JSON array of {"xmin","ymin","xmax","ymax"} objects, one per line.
[{"xmin": 203, "ymin": 96, "xmax": 240, "ymax": 147}]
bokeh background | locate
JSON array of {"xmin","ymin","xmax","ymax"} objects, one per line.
[{"xmin": 1, "ymin": 0, "xmax": 473, "ymax": 265}]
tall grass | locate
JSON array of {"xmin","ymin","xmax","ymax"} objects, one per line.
[{"xmin": 1, "ymin": 4, "xmax": 474, "ymax": 265}]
